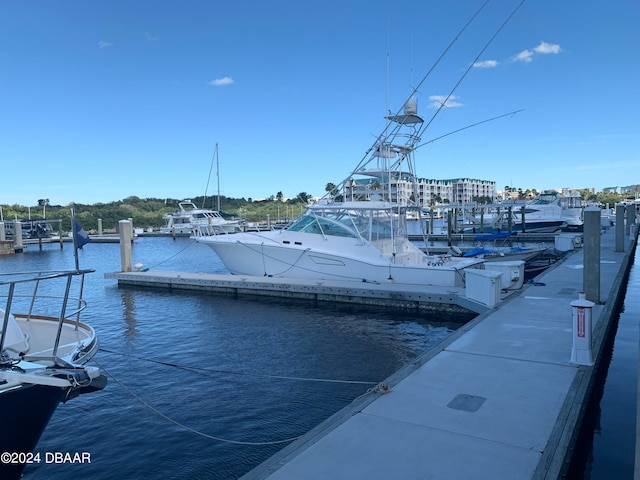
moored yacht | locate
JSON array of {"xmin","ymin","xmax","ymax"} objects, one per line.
[
  {"xmin": 196, "ymin": 98, "xmax": 489, "ymax": 287},
  {"xmin": 0, "ymin": 269, "xmax": 105, "ymax": 479},
  {"xmin": 161, "ymin": 199, "xmax": 239, "ymax": 235}
]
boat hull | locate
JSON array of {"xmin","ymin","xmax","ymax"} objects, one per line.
[
  {"xmin": 198, "ymin": 232, "xmax": 483, "ymax": 287},
  {"xmin": 0, "ymin": 384, "xmax": 67, "ymax": 479}
]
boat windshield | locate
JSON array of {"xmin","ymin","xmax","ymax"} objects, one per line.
[
  {"xmin": 529, "ymin": 195, "xmax": 556, "ymax": 205},
  {"xmin": 287, "ymin": 206, "xmax": 403, "ymax": 242},
  {"xmin": 287, "ymin": 213, "xmax": 358, "ymax": 238}
]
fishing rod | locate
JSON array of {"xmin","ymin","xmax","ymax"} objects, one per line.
[
  {"xmin": 338, "ymin": 0, "xmax": 527, "ymax": 195},
  {"xmin": 416, "ymin": 0, "xmax": 527, "ymax": 140},
  {"xmin": 348, "ymin": 0, "xmax": 492, "ymax": 182},
  {"xmin": 415, "ymin": 109, "xmax": 524, "ymax": 150}
]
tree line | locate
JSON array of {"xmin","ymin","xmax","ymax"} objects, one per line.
[
  {"xmin": 0, "ymin": 187, "xmax": 636, "ymax": 233},
  {"xmin": 0, "ymin": 193, "xmax": 314, "ymax": 232}
]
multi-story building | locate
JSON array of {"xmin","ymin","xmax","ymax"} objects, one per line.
[
  {"xmin": 439, "ymin": 178, "xmax": 497, "ymax": 205},
  {"xmin": 343, "ymin": 176, "xmax": 496, "ymax": 206}
]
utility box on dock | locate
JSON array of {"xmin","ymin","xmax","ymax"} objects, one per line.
[
  {"xmin": 465, "ymin": 269, "xmax": 502, "ymax": 308},
  {"xmin": 555, "ymin": 234, "xmax": 582, "ymax": 252},
  {"xmin": 486, "ymin": 260, "xmax": 525, "ymax": 290}
]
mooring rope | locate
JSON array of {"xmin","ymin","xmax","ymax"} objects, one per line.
[
  {"xmin": 145, "ymin": 239, "xmax": 199, "ymax": 270},
  {"xmin": 93, "ymin": 352, "xmax": 389, "ymax": 445},
  {"xmin": 93, "ymin": 357, "xmax": 305, "ymax": 445},
  {"xmin": 99, "ymin": 348, "xmax": 379, "ymax": 385}
]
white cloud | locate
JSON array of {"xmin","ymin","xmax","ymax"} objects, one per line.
[
  {"xmin": 145, "ymin": 32, "xmax": 157, "ymax": 41},
  {"xmin": 534, "ymin": 41, "xmax": 561, "ymax": 55},
  {"xmin": 473, "ymin": 59, "xmax": 499, "ymax": 68},
  {"xmin": 511, "ymin": 49, "xmax": 533, "ymax": 63},
  {"xmin": 428, "ymin": 95, "xmax": 463, "ymax": 109},
  {"xmin": 98, "ymin": 41, "xmax": 114, "ymax": 48},
  {"xmin": 511, "ymin": 41, "xmax": 561, "ymax": 63},
  {"xmin": 209, "ymin": 77, "xmax": 234, "ymax": 87}
]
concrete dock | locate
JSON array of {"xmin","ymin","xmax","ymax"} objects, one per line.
[
  {"xmin": 105, "ymin": 222, "xmax": 638, "ymax": 479},
  {"xmin": 239, "ymin": 225, "xmax": 637, "ymax": 479},
  {"xmin": 105, "ymin": 269, "xmax": 509, "ymax": 316}
]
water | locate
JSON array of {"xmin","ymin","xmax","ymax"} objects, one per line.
[
  {"xmin": 569, "ymin": 242, "xmax": 639, "ymax": 479},
  {"xmin": 1, "ymin": 237, "xmax": 470, "ymax": 479}
]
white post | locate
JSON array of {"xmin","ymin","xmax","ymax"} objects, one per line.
[
  {"xmin": 0, "ymin": 222, "xmax": 5, "ymax": 241},
  {"xmin": 119, "ymin": 220, "xmax": 133, "ymax": 272},
  {"xmin": 14, "ymin": 222, "xmax": 23, "ymax": 250},
  {"xmin": 570, "ymin": 292, "xmax": 595, "ymax": 366}
]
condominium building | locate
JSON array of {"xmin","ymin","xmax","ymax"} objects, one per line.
[{"xmin": 344, "ymin": 177, "xmax": 496, "ymax": 206}]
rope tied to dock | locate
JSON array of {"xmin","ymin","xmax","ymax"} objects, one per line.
[{"xmin": 94, "ymin": 349, "xmax": 387, "ymax": 446}]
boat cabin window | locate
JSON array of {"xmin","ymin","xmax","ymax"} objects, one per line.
[{"xmin": 287, "ymin": 214, "xmax": 358, "ymax": 238}]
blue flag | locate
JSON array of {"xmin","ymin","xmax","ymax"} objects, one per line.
[{"xmin": 73, "ymin": 219, "xmax": 91, "ymax": 249}]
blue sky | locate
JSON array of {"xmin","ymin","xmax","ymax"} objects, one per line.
[{"xmin": 1, "ymin": 0, "xmax": 638, "ymax": 207}]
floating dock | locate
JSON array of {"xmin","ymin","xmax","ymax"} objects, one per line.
[
  {"xmin": 236, "ymin": 223, "xmax": 637, "ymax": 479},
  {"xmin": 104, "ymin": 269, "xmax": 511, "ymax": 315}
]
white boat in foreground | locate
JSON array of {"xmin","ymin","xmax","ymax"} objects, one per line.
[
  {"xmin": 161, "ymin": 200, "xmax": 239, "ymax": 235},
  {"xmin": 196, "ymin": 97, "xmax": 498, "ymax": 288},
  {"xmin": 0, "ymin": 269, "xmax": 105, "ymax": 479},
  {"xmin": 196, "ymin": 200, "xmax": 486, "ymax": 287}
]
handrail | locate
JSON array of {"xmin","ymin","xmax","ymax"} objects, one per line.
[{"xmin": 0, "ymin": 269, "xmax": 94, "ymax": 367}]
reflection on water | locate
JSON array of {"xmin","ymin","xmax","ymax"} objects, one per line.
[{"xmin": 119, "ymin": 288, "xmax": 139, "ymax": 341}]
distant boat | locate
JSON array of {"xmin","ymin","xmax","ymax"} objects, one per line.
[
  {"xmin": 4, "ymin": 219, "xmax": 53, "ymax": 239},
  {"xmin": 160, "ymin": 200, "xmax": 239, "ymax": 235},
  {"xmin": 0, "ymin": 269, "xmax": 106, "ymax": 479},
  {"xmin": 460, "ymin": 232, "xmax": 547, "ymax": 262},
  {"xmin": 509, "ymin": 192, "xmax": 584, "ymax": 232},
  {"xmin": 457, "ymin": 192, "xmax": 585, "ymax": 234}
]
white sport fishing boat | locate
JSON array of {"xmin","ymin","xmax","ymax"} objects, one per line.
[
  {"xmin": 0, "ymin": 269, "xmax": 105, "ymax": 479},
  {"xmin": 195, "ymin": 98, "xmax": 490, "ymax": 288},
  {"xmin": 161, "ymin": 200, "xmax": 239, "ymax": 235}
]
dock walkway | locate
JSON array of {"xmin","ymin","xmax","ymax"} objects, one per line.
[
  {"xmin": 242, "ymin": 225, "xmax": 637, "ymax": 479},
  {"xmin": 105, "ymin": 269, "xmax": 501, "ymax": 315}
]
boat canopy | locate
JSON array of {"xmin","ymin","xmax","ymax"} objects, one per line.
[{"xmin": 473, "ymin": 232, "xmax": 516, "ymax": 241}]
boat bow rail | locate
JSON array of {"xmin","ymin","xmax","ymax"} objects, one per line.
[{"xmin": 0, "ymin": 269, "xmax": 98, "ymax": 373}]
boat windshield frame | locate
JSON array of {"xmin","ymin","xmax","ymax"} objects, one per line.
[{"xmin": 286, "ymin": 202, "xmax": 408, "ymax": 243}]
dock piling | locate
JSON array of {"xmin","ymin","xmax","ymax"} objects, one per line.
[
  {"xmin": 626, "ymin": 204, "xmax": 635, "ymax": 236},
  {"xmin": 616, "ymin": 204, "xmax": 625, "ymax": 252},
  {"xmin": 13, "ymin": 222, "xmax": 23, "ymax": 252},
  {"xmin": 119, "ymin": 220, "xmax": 133, "ymax": 272},
  {"xmin": 584, "ymin": 206, "xmax": 601, "ymax": 303}
]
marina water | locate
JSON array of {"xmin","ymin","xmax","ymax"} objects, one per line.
[
  {"xmin": 2, "ymin": 237, "xmax": 471, "ymax": 479},
  {"xmin": 4, "ymin": 236, "xmax": 637, "ymax": 478}
]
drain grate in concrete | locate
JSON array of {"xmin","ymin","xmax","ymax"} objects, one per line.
[
  {"xmin": 558, "ymin": 287, "xmax": 577, "ymax": 296},
  {"xmin": 447, "ymin": 393, "xmax": 486, "ymax": 412}
]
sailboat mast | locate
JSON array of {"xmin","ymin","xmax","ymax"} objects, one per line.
[
  {"xmin": 215, "ymin": 143, "xmax": 221, "ymax": 212},
  {"xmin": 203, "ymin": 143, "xmax": 219, "ymax": 210}
]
